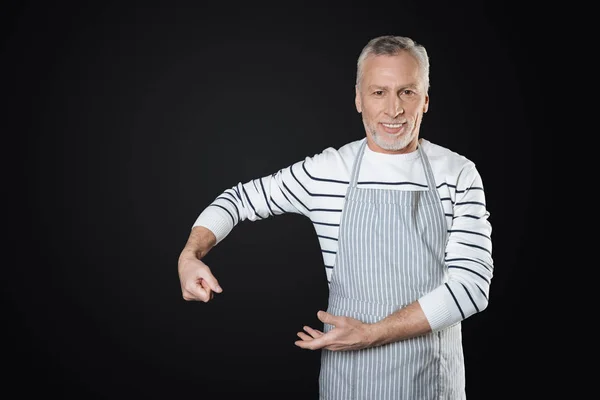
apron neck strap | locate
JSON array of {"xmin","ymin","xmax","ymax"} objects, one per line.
[
  {"xmin": 349, "ymin": 139, "xmax": 436, "ymax": 192},
  {"xmin": 349, "ymin": 139, "xmax": 368, "ymax": 188}
]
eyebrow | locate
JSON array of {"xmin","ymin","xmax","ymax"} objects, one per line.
[{"xmin": 367, "ymin": 84, "xmax": 419, "ymax": 91}]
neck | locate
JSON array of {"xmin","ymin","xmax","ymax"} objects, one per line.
[{"xmin": 366, "ymin": 136, "xmax": 421, "ymax": 154}]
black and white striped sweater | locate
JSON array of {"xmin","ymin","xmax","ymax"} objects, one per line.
[{"xmin": 193, "ymin": 137, "xmax": 493, "ymax": 332}]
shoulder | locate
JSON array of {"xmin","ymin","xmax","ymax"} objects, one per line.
[
  {"xmin": 421, "ymin": 138, "xmax": 477, "ymax": 176},
  {"xmin": 302, "ymin": 138, "xmax": 363, "ymax": 173}
]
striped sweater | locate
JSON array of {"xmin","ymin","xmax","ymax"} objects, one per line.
[{"xmin": 193, "ymin": 137, "xmax": 493, "ymax": 332}]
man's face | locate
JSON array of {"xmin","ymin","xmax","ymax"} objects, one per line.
[{"xmin": 355, "ymin": 52, "xmax": 429, "ymax": 154}]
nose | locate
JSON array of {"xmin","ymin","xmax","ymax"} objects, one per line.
[{"xmin": 386, "ymin": 95, "xmax": 404, "ymax": 117}]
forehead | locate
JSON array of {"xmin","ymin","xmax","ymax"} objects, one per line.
[{"xmin": 361, "ymin": 52, "xmax": 423, "ymax": 88}]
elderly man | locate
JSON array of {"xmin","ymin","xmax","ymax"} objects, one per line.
[{"xmin": 177, "ymin": 35, "xmax": 494, "ymax": 399}]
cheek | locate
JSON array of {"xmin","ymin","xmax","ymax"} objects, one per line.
[
  {"xmin": 362, "ymin": 111, "xmax": 376, "ymax": 127},
  {"xmin": 362, "ymin": 104, "xmax": 379, "ymax": 120},
  {"xmin": 414, "ymin": 100, "xmax": 428, "ymax": 113}
]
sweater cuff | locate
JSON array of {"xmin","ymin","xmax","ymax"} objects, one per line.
[
  {"xmin": 192, "ymin": 207, "xmax": 234, "ymax": 245},
  {"xmin": 417, "ymin": 286, "xmax": 455, "ymax": 332}
]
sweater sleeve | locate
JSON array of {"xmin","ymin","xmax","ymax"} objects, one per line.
[
  {"xmin": 418, "ymin": 163, "xmax": 494, "ymax": 331},
  {"xmin": 192, "ymin": 158, "xmax": 315, "ymax": 244}
]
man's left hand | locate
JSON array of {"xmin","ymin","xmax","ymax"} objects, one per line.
[{"xmin": 294, "ymin": 310, "xmax": 375, "ymax": 351}]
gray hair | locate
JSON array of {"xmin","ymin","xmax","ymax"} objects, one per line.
[{"xmin": 356, "ymin": 35, "xmax": 430, "ymax": 91}]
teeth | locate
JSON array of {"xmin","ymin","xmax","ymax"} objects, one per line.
[{"xmin": 382, "ymin": 123, "xmax": 403, "ymax": 128}]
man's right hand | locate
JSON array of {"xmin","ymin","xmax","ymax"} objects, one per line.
[
  {"xmin": 177, "ymin": 226, "xmax": 221, "ymax": 303},
  {"xmin": 178, "ymin": 256, "xmax": 223, "ymax": 302}
]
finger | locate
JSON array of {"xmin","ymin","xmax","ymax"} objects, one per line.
[
  {"xmin": 184, "ymin": 278, "xmax": 212, "ymax": 302},
  {"xmin": 198, "ymin": 273, "xmax": 223, "ymax": 294},
  {"xmin": 183, "ymin": 286, "xmax": 211, "ymax": 302},
  {"xmin": 303, "ymin": 326, "xmax": 324, "ymax": 338},
  {"xmin": 199, "ymin": 278, "xmax": 215, "ymax": 301},
  {"xmin": 295, "ymin": 334, "xmax": 328, "ymax": 350},
  {"xmin": 296, "ymin": 332, "xmax": 313, "ymax": 341},
  {"xmin": 317, "ymin": 310, "xmax": 336, "ymax": 325}
]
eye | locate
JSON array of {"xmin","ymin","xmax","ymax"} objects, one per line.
[
  {"xmin": 373, "ymin": 90, "xmax": 384, "ymax": 96},
  {"xmin": 401, "ymin": 89, "xmax": 415, "ymax": 96}
]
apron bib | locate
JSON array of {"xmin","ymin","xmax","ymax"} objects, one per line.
[{"xmin": 319, "ymin": 139, "xmax": 465, "ymax": 400}]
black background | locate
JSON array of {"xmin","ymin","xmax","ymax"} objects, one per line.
[{"xmin": 5, "ymin": 1, "xmax": 546, "ymax": 399}]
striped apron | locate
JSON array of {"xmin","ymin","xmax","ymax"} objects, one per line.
[{"xmin": 319, "ymin": 140, "xmax": 465, "ymax": 399}]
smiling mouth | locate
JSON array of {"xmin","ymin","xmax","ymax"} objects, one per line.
[
  {"xmin": 381, "ymin": 122, "xmax": 405, "ymax": 128},
  {"xmin": 380, "ymin": 122, "xmax": 406, "ymax": 134}
]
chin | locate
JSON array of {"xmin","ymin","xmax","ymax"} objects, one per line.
[{"xmin": 374, "ymin": 136, "xmax": 408, "ymax": 151}]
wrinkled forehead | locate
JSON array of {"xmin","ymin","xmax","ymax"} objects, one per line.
[{"xmin": 360, "ymin": 53, "xmax": 425, "ymax": 89}]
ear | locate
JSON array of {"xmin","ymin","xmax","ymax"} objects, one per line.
[
  {"xmin": 355, "ymin": 85, "xmax": 362, "ymax": 113},
  {"xmin": 423, "ymin": 94, "xmax": 429, "ymax": 113}
]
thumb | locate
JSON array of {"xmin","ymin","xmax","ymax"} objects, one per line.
[
  {"xmin": 199, "ymin": 273, "xmax": 223, "ymax": 293},
  {"xmin": 317, "ymin": 310, "xmax": 334, "ymax": 324}
]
